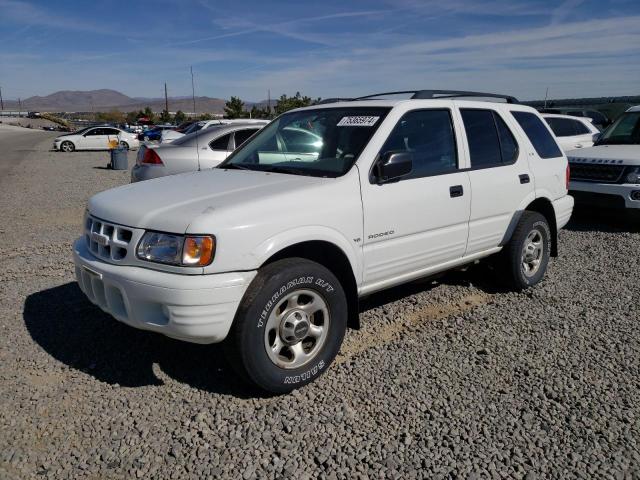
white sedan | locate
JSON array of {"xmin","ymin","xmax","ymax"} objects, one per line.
[
  {"xmin": 53, "ymin": 126, "xmax": 140, "ymax": 152},
  {"xmin": 542, "ymin": 114, "xmax": 600, "ymax": 152},
  {"xmin": 131, "ymin": 122, "xmax": 265, "ymax": 182},
  {"xmin": 160, "ymin": 119, "xmax": 268, "ymax": 143}
]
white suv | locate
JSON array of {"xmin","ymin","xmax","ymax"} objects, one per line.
[
  {"xmin": 73, "ymin": 90, "xmax": 574, "ymax": 393},
  {"xmin": 566, "ymin": 106, "xmax": 640, "ymax": 215}
]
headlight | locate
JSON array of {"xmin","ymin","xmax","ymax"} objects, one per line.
[
  {"xmin": 136, "ymin": 232, "xmax": 215, "ymax": 266},
  {"xmin": 625, "ymin": 167, "xmax": 640, "ymax": 184}
]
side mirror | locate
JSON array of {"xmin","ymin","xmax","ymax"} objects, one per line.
[{"xmin": 376, "ymin": 151, "xmax": 413, "ymax": 184}]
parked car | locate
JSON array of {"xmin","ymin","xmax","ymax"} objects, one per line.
[
  {"xmin": 542, "ymin": 114, "xmax": 600, "ymax": 152},
  {"xmin": 566, "ymin": 105, "xmax": 640, "ymax": 216},
  {"xmin": 139, "ymin": 125, "xmax": 176, "ymax": 142},
  {"xmin": 161, "ymin": 119, "xmax": 268, "ymax": 143},
  {"xmin": 53, "ymin": 126, "xmax": 139, "ymax": 152},
  {"xmin": 73, "ymin": 90, "xmax": 573, "ymax": 393},
  {"xmin": 131, "ymin": 122, "xmax": 266, "ymax": 182},
  {"xmin": 540, "ymin": 108, "xmax": 610, "ymax": 130}
]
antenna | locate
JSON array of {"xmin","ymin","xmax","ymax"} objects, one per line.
[
  {"xmin": 190, "ymin": 66, "xmax": 201, "ymax": 171},
  {"xmin": 544, "ymin": 87, "xmax": 549, "ymax": 109}
]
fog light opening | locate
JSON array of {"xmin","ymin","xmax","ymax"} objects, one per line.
[{"xmin": 631, "ymin": 190, "xmax": 640, "ymax": 201}]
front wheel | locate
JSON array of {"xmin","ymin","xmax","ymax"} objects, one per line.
[
  {"xmin": 226, "ymin": 258, "xmax": 347, "ymax": 394},
  {"xmin": 60, "ymin": 141, "xmax": 75, "ymax": 152},
  {"xmin": 502, "ymin": 211, "xmax": 551, "ymax": 290}
]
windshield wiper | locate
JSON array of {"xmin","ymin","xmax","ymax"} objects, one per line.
[
  {"xmin": 259, "ymin": 165, "xmax": 309, "ymax": 176},
  {"xmin": 221, "ymin": 163, "xmax": 254, "ymax": 171}
]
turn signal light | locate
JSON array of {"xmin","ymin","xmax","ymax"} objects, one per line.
[
  {"xmin": 142, "ymin": 149, "xmax": 164, "ymax": 165},
  {"xmin": 566, "ymin": 163, "xmax": 570, "ymax": 190},
  {"xmin": 182, "ymin": 236, "xmax": 215, "ymax": 266}
]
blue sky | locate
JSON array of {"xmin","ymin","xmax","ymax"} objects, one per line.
[{"xmin": 0, "ymin": 0, "xmax": 639, "ymax": 101}]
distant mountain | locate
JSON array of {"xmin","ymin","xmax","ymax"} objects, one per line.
[{"xmin": 3, "ymin": 89, "xmax": 226, "ymax": 114}]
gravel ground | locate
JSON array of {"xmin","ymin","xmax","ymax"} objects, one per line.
[{"xmin": 0, "ymin": 127, "xmax": 639, "ymax": 479}]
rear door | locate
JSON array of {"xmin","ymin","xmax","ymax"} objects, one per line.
[
  {"xmin": 511, "ymin": 109, "xmax": 567, "ymax": 202},
  {"xmin": 458, "ymin": 105, "xmax": 535, "ymax": 256},
  {"xmin": 201, "ymin": 132, "xmax": 233, "ymax": 168},
  {"xmin": 360, "ymin": 106, "xmax": 471, "ymax": 288}
]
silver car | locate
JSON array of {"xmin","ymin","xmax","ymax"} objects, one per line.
[{"xmin": 131, "ymin": 122, "xmax": 267, "ymax": 182}]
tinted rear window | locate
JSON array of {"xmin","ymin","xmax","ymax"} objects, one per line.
[
  {"xmin": 512, "ymin": 111, "xmax": 563, "ymax": 159},
  {"xmin": 461, "ymin": 109, "xmax": 518, "ymax": 167}
]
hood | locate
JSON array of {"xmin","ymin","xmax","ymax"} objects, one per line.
[
  {"xmin": 566, "ymin": 145, "xmax": 640, "ymax": 165},
  {"xmin": 88, "ymin": 169, "xmax": 323, "ymax": 233}
]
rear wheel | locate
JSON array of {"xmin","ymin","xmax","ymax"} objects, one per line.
[
  {"xmin": 119, "ymin": 141, "xmax": 129, "ymax": 150},
  {"xmin": 226, "ymin": 258, "xmax": 347, "ymax": 394},
  {"xmin": 502, "ymin": 211, "xmax": 551, "ymax": 290},
  {"xmin": 60, "ymin": 141, "xmax": 75, "ymax": 152}
]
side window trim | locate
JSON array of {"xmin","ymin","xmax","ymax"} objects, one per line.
[{"xmin": 369, "ymin": 107, "xmax": 460, "ymax": 184}]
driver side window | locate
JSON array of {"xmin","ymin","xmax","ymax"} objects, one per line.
[{"xmin": 379, "ymin": 109, "xmax": 458, "ymax": 180}]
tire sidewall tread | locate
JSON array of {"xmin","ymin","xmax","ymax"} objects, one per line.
[{"xmin": 227, "ymin": 258, "xmax": 347, "ymax": 394}]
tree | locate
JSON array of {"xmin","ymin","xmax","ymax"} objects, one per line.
[
  {"xmin": 159, "ymin": 109, "xmax": 172, "ymax": 124},
  {"xmin": 199, "ymin": 113, "xmax": 214, "ymax": 121},
  {"xmin": 142, "ymin": 106, "xmax": 155, "ymax": 122},
  {"xmin": 249, "ymin": 105, "xmax": 271, "ymax": 119},
  {"xmin": 95, "ymin": 110, "xmax": 125, "ymax": 124},
  {"xmin": 274, "ymin": 92, "xmax": 320, "ymax": 115},
  {"xmin": 224, "ymin": 96, "xmax": 246, "ymax": 119},
  {"xmin": 174, "ymin": 110, "xmax": 186, "ymax": 125},
  {"xmin": 125, "ymin": 111, "xmax": 139, "ymax": 124}
]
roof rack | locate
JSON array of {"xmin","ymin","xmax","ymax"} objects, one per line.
[{"xmin": 318, "ymin": 90, "xmax": 519, "ymax": 104}]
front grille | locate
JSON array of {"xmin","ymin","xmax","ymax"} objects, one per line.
[
  {"xmin": 569, "ymin": 162, "xmax": 625, "ymax": 183},
  {"xmin": 85, "ymin": 216, "xmax": 133, "ymax": 262}
]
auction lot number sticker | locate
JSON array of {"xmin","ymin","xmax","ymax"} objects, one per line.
[{"xmin": 337, "ymin": 116, "xmax": 380, "ymax": 127}]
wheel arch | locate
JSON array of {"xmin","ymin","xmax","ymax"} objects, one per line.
[
  {"xmin": 503, "ymin": 197, "xmax": 558, "ymax": 257},
  {"xmin": 261, "ymin": 240, "xmax": 361, "ymax": 330}
]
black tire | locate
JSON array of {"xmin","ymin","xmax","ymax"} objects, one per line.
[
  {"xmin": 60, "ymin": 141, "xmax": 75, "ymax": 152},
  {"xmin": 119, "ymin": 141, "xmax": 129, "ymax": 150},
  {"xmin": 502, "ymin": 211, "xmax": 551, "ymax": 290},
  {"xmin": 226, "ymin": 258, "xmax": 347, "ymax": 394}
]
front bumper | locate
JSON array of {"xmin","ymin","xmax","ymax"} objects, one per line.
[
  {"xmin": 569, "ymin": 181, "xmax": 640, "ymax": 209},
  {"xmin": 73, "ymin": 238, "xmax": 256, "ymax": 344}
]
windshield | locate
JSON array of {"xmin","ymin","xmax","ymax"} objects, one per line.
[
  {"xmin": 183, "ymin": 122, "xmax": 205, "ymax": 135},
  {"xmin": 596, "ymin": 112, "xmax": 640, "ymax": 145},
  {"xmin": 219, "ymin": 107, "xmax": 390, "ymax": 177}
]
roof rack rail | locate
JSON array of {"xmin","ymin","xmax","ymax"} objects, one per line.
[
  {"xmin": 352, "ymin": 90, "xmax": 519, "ymax": 104},
  {"xmin": 317, "ymin": 97, "xmax": 355, "ymax": 104}
]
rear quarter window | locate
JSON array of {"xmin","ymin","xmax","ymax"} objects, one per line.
[{"xmin": 512, "ymin": 111, "xmax": 563, "ymax": 159}]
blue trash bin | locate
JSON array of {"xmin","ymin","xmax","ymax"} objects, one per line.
[{"xmin": 110, "ymin": 147, "xmax": 128, "ymax": 170}]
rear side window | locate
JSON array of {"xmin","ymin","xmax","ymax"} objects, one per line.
[
  {"xmin": 512, "ymin": 111, "xmax": 563, "ymax": 159},
  {"xmin": 461, "ymin": 109, "xmax": 518, "ymax": 167},
  {"xmin": 209, "ymin": 133, "xmax": 232, "ymax": 151},
  {"xmin": 546, "ymin": 118, "xmax": 576, "ymax": 137},
  {"xmin": 379, "ymin": 109, "xmax": 458, "ymax": 179},
  {"xmin": 573, "ymin": 121, "xmax": 590, "ymax": 135},
  {"xmin": 233, "ymin": 128, "xmax": 258, "ymax": 148}
]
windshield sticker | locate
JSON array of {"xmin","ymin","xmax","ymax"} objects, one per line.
[{"xmin": 337, "ymin": 116, "xmax": 380, "ymax": 127}]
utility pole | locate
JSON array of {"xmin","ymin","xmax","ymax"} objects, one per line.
[
  {"xmin": 18, "ymin": 97, "xmax": 22, "ymax": 117},
  {"xmin": 164, "ymin": 82, "xmax": 169, "ymax": 113},
  {"xmin": 0, "ymin": 86, "xmax": 4, "ymax": 110}
]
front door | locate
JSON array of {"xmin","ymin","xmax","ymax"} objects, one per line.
[{"xmin": 360, "ymin": 108, "xmax": 471, "ymax": 289}]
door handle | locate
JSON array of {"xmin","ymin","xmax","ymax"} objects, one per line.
[
  {"xmin": 449, "ymin": 185, "xmax": 464, "ymax": 198},
  {"xmin": 574, "ymin": 144, "xmax": 583, "ymax": 148},
  {"xmin": 519, "ymin": 174, "xmax": 530, "ymax": 184}
]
